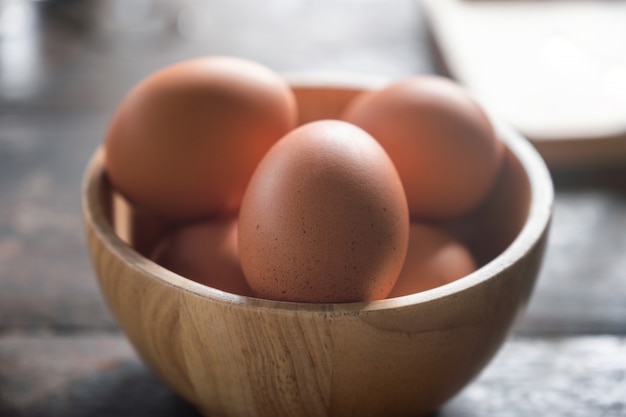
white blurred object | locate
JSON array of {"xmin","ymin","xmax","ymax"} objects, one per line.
[
  {"xmin": 0, "ymin": 0, "xmax": 41, "ymax": 99},
  {"xmin": 421, "ymin": 0, "xmax": 626, "ymax": 168}
]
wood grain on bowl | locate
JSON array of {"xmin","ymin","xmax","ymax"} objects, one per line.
[{"xmin": 82, "ymin": 78, "xmax": 553, "ymax": 417}]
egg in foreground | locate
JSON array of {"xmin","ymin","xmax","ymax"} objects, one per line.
[{"xmin": 238, "ymin": 120, "xmax": 409, "ymax": 303}]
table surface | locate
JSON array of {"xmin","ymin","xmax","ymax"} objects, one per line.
[{"xmin": 1, "ymin": 1, "xmax": 625, "ymax": 416}]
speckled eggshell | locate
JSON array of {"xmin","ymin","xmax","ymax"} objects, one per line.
[
  {"xmin": 342, "ymin": 75, "xmax": 504, "ymax": 220},
  {"xmin": 238, "ymin": 120, "xmax": 409, "ymax": 303},
  {"xmin": 151, "ymin": 218, "xmax": 253, "ymax": 296},
  {"xmin": 387, "ymin": 222, "xmax": 476, "ymax": 298},
  {"xmin": 105, "ymin": 56, "xmax": 297, "ymax": 221}
]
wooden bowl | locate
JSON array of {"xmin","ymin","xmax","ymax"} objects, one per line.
[{"xmin": 82, "ymin": 75, "xmax": 553, "ymax": 417}]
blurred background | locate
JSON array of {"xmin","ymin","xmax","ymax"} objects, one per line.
[
  {"xmin": 0, "ymin": 0, "xmax": 432, "ymax": 106},
  {"xmin": 0, "ymin": 1, "xmax": 625, "ymax": 416}
]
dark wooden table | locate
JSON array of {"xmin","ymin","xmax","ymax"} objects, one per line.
[{"xmin": 1, "ymin": 1, "xmax": 625, "ymax": 416}]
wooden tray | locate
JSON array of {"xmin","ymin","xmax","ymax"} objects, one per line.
[{"xmin": 421, "ymin": 0, "xmax": 626, "ymax": 169}]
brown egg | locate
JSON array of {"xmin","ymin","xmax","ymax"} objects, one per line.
[
  {"xmin": 387, "ymin": 223, "xmax": 476, "ymax": 298},
  {"xmin": 238, "ymin": 120, "xmax": 409, "ymax": 303},
  {"xmin": 342, "ymin": 75, "xmax": 504, "ymax": 220},
  {"xmin": 105, "ymin": 56, "xmax": 297, "ymax": 220},
  {"xmin": 151, "ymin": 218, "xmax": 253, "ymax": 296}
]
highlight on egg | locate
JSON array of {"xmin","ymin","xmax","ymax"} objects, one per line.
[{"xmin": 237, "ymin": 120, "xmax": 410, "ymax": 303}]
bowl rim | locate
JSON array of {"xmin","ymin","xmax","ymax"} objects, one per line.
[{"xmin": 82, "ymin": 84, "xmax": 554, "ymax": 315}]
